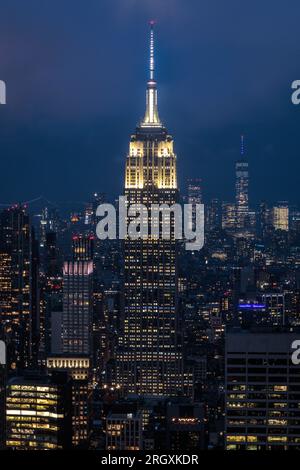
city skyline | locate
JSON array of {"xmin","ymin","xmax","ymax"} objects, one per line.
[{"xmin": 1, "ymin": 1, "xmax": 300, "ymax": 456}]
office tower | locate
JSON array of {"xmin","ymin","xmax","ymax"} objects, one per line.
[
  {"xmin": 187, "ymin": 178, "xmax": 202, "ymax": 231},
  {"xmin": 84, "ymin": 203, "xmax": 94, "ymax": 227},
  {"xmin": 30, "ymin": 227, "xmax": 40, "ymax": 367},
  {"xmin": 45, "ymin": 231, "xmax": 61, "ymax": 277},
  {"xmin": 235, "ymin": 135, "xmax": 249, "ymax": 230},
  {"xmin": 62, "ymin": 260, "xmax": 93, "ymax": 355},
  {"xmin": 272, "ymin": 202, "xmax": 289, "ymax": 231},
  {"xmin": 84, "ymin": 192, "xmax": 105, "ymax": 229},
  {"xmin": 47, "ymin": 356, "xmax": 91, "ymax": 447},
  {"xmin": 116, "ymin": 24, "xmax": 186, "ymax": 397},
  {"xmin": 47, "ymin": 260, "xmax": 93, "ymax": 447},
  {"xmin": 106, "ymin": 411, "xmax": 143, "ymax": 451},
  {"xmin": 50, "ymin": 261, "xmax": 94, "ymax": 357},
  {"xmin": 247, "ymin": 210, "xmax": 257, "ymax": 231},
  {"xmin": 225, "ymin": 329, "xmax": 300, "ymax": 450},
  {"xmin": 258, "ymin": 201, "xmax": 271, "ymax": 238},
  {"xmin": 72, "ymin": 235, "xmax": 94, "ymax": 261},
  {"xmin": 0, "ymin": 206, "xmax": 31, "ymax": 369},
  {"xmin": 6, "ymin": 371, "xmax": 72, "ymax": 450},
  {"xmin": 238, "ymin": 266, "xmax": 256, "ymax": 295},
  {"xmin": 222, "ymin": 202, "xmax": 236, "ymax": 231},
  {"xmin": 0, "ymin": 339, "xmax": 6, "ymax": 449},
  {"xmin": 234, "ymin": 237, "xmax": 253, "ymax": 265},
  {"xmin": 285, "ymin": 290, "xmax": 300, "ymax": 326},
  {"xmin": 206, "ymin": 198, "xmax": 221, "ymax": 232},
  {"xmin": 290, "ymin": 209, "xmax": 300, "ymax": 234},
  {"xmin": 260, "ymin": 293, "xmax": 285, "ymax": 325},
  {"xmin": 86, "ymin": 193, "xmax": 105, "ymax": 259},
  {"xmin": 0, "ymin": 368, "xmax": 5, "ymax": 449},
  {"xmin": 44, "ymin": 274, "xmax": 63, "ymax": 358},
  {"xmin": 69, "ymin": 369, "xmax": 91, "ymax": 447},
  {"xmin": 165, "ymin": 401, "xmax": 206, "ymax": 451},
  {"xmin": 39, "ymin": 206, "xmax": 60, "ymax": 248}
]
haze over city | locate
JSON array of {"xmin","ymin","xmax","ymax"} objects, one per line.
[{"xmin": 1, "ymin": 0, "xmax": 300, "ymax": 204}]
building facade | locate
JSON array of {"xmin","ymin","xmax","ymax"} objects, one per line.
[
  {"xmin": 0, "ymin": 206, "xmax": 31, "ymax": 369},
  {"xmin": 6, "ymin": 372, "xmax": 72, "ymax": 450},
  {"xmin": 226, "ymin": 329, "xmax": 300, "ymax": 449},
  {"xmin": 46, "ymin": 260, "xmax": 94, "ymax": 447},
  {"xmin": 62, "ymin": 260, "xmax": 93, "ymax": 355},
  {"xmin": 187, "ymin": 178, "xmax": 202, "ymax": 232},
  {"xmin": 106, "ymin": 411, "xmax": 143, "ymax": 451},
  {"xmin": 272, "ymin": 202, "xmax": 289, "ymax": 231}
]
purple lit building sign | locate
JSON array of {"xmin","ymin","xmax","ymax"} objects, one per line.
[{"xmin": 238, "ymin": 304, "xmax": 266, "ymax": 309}]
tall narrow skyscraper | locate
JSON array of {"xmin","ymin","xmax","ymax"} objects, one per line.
[
  {"xmin": 0, "ymin": 206, "xmax": 31, "ymax": 369},
  {"xmin": 62, "ymin": 260, "xmax": 93, "ymax": 355},
  {"xmin": 235, "ymin": 135, "xmax": 249, "ymax": 230},
  {"xmin": 187, "ymin": 178, "xmax": 202, "ymax": 231},
  {"xmin": 116, "ymin": 23, "xmax": 186, "ymax": 396},
  {"xmin": 47, "ymin": 260, "xmax": 94, "ymax": 447}
]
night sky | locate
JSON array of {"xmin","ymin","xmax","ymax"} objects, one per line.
[{"xmin": 0, "ymin": 0, "xmax": 300, "ymax": 206}]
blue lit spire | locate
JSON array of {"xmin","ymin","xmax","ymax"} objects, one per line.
[{"xmin": 240, "ymin": 134, "xmax": 245, "ymax": 157}]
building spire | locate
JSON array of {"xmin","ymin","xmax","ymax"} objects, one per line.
[
  {"xmin": 240, "ymin": 134, "xmax": 245, "ymax": 157},
  {"xmin": 149, "ymin": 20, "xmax": 155, "ymax": 80},
  {"xmin": 141, "ymin": 21, "xmax": 161, "ymax": 128}
]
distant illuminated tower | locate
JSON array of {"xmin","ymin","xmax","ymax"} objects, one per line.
[
  {"xmin": 116, "ymin": 23, "xmax": 187, "ymax": 396},
  {"xmin": 84, "ymin": 192, "xmax": 105, "ymax": 228},
  {"xmin": 272, "ymin": 201, "xmax": 289, "ymax": 231},
  {"xmin": 222, "ymin": 202, "xmax": 236, "ymax": 231},
  {"xmin": 206, "ymin": 198, "xmax": 221, "ymax": 232},
  {"xmin": 235, "ymin": 135, "xmax": 249, "ymax": 230},
  {"xmin": 187, "ymin": 178, "xmax": 202, "ymax": 231}
]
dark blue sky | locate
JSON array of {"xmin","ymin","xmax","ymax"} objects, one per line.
[{"xmin": 0, "ymin": 0, "xmax": 300, "ymax": 206}]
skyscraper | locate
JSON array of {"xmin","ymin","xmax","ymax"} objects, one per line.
[
  {"xmin": 62, "ymin": 260, "xmax": 93, "ymax": 356},
  {"xmin": 0, "ymin": 206, "xmax": 31, "ymax": 369},
  {"xmin": 45, "ymin": 231, "xmax": 61, "ymax": 277},
  {"xmin": 106, "ymin": 411, "xmax": 143, "ymax": 451},
  {"xmin": 0, "ymin": 339, "xmax": 6, "ymax": 449},
  {"xmin": 235, "ymin": 135, "xmax": 249, "ymax": 230},
  {"xmin": 206, "ymin": 198, "xmax": 221, "ymax": 233},
  {"xmin": 72, "ymin": 235, "xmax": 94, "ymax": 261},
  {"xmin": 272, "ymin": 202, "xmax": 289, "ymax": 231},
  {"xmin": 6, "ymin": 371, "xmax": 72, "ymax": 450},
  {"xmin": 222, "ymin": 202, "xmax": 236, "ymax": 231},
  {"xmin": 47, "ymin": 260, "xmax": 94, "ymax": 447},
  {"xmin": 116, "ymin": 23, "xmax": 186, "ymax": 396},
  {"xmin": 187, "ymin": 178, "xmax": 202, "ymax": 231},
  {"xmin": 225, "ymin": 329, "xmax": 300, "ymax": 450}
]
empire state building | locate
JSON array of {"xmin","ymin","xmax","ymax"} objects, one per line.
[{"xmin": 116, "ymin": 23, "xmax": 189, "ymax": 397}]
